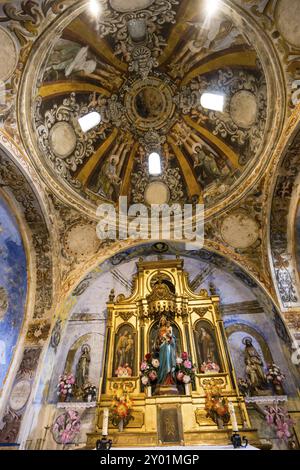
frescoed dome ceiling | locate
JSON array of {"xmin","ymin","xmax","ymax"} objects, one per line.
[{"xmin": 19, "ymin": 0, "xmax": 283, "ymax": 216}]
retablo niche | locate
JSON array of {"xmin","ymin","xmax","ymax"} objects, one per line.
[{"xmin": 86, "ymin": 258, "xmax": 259, "ymax": 448}]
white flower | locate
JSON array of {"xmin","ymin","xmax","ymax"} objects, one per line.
[
  {"xmin": 152, "ymin": 359, "xmax": 160, "ymax": 368},
  {"xmin": 176, "ymin": 357, "xmax": 183, "ymax": 364},
  {"xmin": 141, "ymin": 376, "xmax": 149, "ymax": 385},
  {"xmin": 183, "ymin": 375, "xmax": 191, "ymax": 384}
]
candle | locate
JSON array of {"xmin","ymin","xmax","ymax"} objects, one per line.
[
  {"xmin": 102, "ymin": 408, "xmax": 109, "ymax": 436},
  {"xmin": 228, "ymin": 401, "xmax": 238, "ymax": 432}
]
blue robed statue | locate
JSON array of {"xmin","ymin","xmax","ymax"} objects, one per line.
[{"xmin": 155, "ymin": 315, "xmax": 177, "ymax": 384}]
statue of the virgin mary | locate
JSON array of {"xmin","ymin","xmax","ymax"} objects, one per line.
[{"xmin": 155, "ymin": 315, "xmax": 177, "ymax": 384}]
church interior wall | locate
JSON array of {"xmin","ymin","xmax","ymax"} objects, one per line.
[{"xmin": 21, "ymin": 247, "xmax": 300, "ymax": 449}]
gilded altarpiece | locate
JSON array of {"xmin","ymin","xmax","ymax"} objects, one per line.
[{"xmin": 87, "ymin": 259, "xmax": 258, "ymax": 447}]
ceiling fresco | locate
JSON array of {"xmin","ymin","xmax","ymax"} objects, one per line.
[
  {"xmin": 22, "ymin": 0, "xmax": 273, "ymax": 211},
  {"xmin": 296, "ymin": 203, "xmax": 300, "ymax": 277},
  {"xmin": 0, "ymin": 196, "xmax": 27, "ymax": 389}
]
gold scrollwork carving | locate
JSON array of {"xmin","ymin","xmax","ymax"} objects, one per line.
[
  {"xmin": 119, "ymin": 311, "xmax": 134, "ymax": 321},
  {"xmin": 193, "ymin": 306, "xmax": 212, "ymax": 317}
]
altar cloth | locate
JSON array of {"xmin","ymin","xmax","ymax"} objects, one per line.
[{"xmin": 113, "ymin": 445, "xmax": 259, "ymax": 450}]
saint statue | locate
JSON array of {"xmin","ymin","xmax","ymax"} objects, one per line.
[
  {"xmin": 115, "ymin": 330, "xmax": 129, "ymax": 368},
  {"xmin": 115, "ymin": 329, "xmax": 134, "ymax": 376},
  {"xmin": 75, "ymin": 344, "xmax": 90, "ymax": 391},
  {"xmin": 155, "ymin": 316, "xmax": 176, "ymax": 385},
  {"xmin": 243, "ymin": 337, "xmax": 266, "ymax": 392},
  {"xmin": 198, "ymin": 327, "xmax": 218, "ymax": 364}
]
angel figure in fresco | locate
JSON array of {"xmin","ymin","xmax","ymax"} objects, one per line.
[
  {"xmin": 155, "ymin": 316, "xmax": 177, "ymax": 385},
  {"xmin": 243, "ymin": 337, "xmax": 267, "ymax": 392},
  {"xmin": 75, "ymin": 344, "xmax": 91, "ymax": 391},
  {"xmin": 193, "ymin": 146, "xmax": 229, "ymax": 186},
  {"xmin": 169, "ymin": 18, "xmax": 238, "ymax": 77},
  {"xmin": 94, "ymin": 155, "xmax": 121, "ymax": 199}
]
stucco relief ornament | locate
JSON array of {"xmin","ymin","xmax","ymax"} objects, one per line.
[
  {"xmin": 50, "ymin": 319, "xmax": 62, "ymax": 352},
  {"xmin": 34, "ymin": 93, "xmax": 108, "ymax": 189},
  {"xmin": 94, "ymin": 0, "xmax": 178, "ymax": 78},
  {"xmin": 180, "ymin": 68, "xmax": 267, "ymax": 165},
  {"xmin": 131, "ymin": 159, "xmax": 184, "ymax": 204}
]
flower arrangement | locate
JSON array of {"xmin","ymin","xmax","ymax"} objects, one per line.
[
  {"xmin": 52, "ymin": 410, "xmax": 81, "ymax": 445},
  {"xmin": 264, "ymin": 403, "xmax": 294, "ymax": 441},
  {"xmin": 140, "ymin": 353, "xmax": 159, "ymax": 386},
  {"xmin": 115, "ymin": 364, "xmax": 132, "ymax": 377},
  {"xmin": 57, "ymin": 374, "xmax": 75, "ymax": 402},
  {"xmin": 83, "ymin": 383, "xmax": 97, "ymax": 402},
  {"xmin": 175, "ymin": 352, "xmax": 196, "ymax": 385},
  {"xmin": 110, "ymin": 386, "xmax": 133, "ymax": 428},
  {"xmin": 200, "ymin": 360, "xmax": 220, "ymax": 374},
  {"xmin": 266, "ymin": 363, "xmax": 285, "ymax": 395},
  {"xmin": 204, "ymin": 382, "xmax": 230, "ymax": 427}
]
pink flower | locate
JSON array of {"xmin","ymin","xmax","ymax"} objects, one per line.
[
  {"xmin": 149, "ymin": 371, "xmax": 157, "ymax": 381},
  {"xmin": 61, "ymin": 431, "xmax": 72, "ymax": 444},
  {"xmin": 176, "ymin": 371, "xmax": 184, "ymax": 381},
  {"xmin": 276, "ymin": 423, "xmax": 291, "ymax": 440},
  {"xmin": 181, "ymin": 352, "xmax": 188, "ymax": 360},
  {"xmin": 68, "ymin": 410, "xmax": 78, "ymax": 420},
  {"xmin": 183, "ymin": 360, "xmax": 192, "ymax": 369},
  {"xmin": 140, "ymin": 361, "xmax": 148, "ymax": 371},
  {"xmin": 141, "ymin": 376, "xmax": 149, "ymax": 385}
]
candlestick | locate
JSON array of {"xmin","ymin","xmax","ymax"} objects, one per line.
[
  {"xmin": 102, "ymin": 408, "xmax": 109, "ymax": 436},
  {"xmin": 228, "ymin": 401, "xmax": 238, "ymax": 432}
]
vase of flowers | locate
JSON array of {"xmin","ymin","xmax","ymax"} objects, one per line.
[
  {"xmin": 118, "ymin": 419, "xmax": 124, "ymax": 432},
  {"xmin": 200, "ymin": 360, "xmax": 220, "ymax": 374},
  {"xmin": 83, "ymin": 383, "xmax": 97, "ymax": 402},
  {"xmin": 266, "ymin": 363, "xmax": 285, "ymax": 395},
  {"xmin": 140, "ymin": 353, "xmax": 159, "ymax": 390},
  {"xmin": 110, "ymin": 386, "xmax": 133, "ymax": 431},
  {"xmin": 175, "ymin": 352, "xmax": 196, "ymax": 394},
  {"xmin": 204, "ymin": 383, "xmax": 230, "ymax": 427},
  {"xmin": 57, "ymin": 374, "xmax": 75, "ymax": 402}
]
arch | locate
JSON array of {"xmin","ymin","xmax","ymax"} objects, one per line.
[
  {"xmin": 63, "ymin": 332, "xmax": 103, "ymax": 395},
  {"xmin": 55, "ymin": 240, "xmax": 292, "ymax": 345},
  {"xmin": 0, "ymin": 191, "xmax": 27, "ymax": 389},
  {"xmin": 269, "ymin": 127, "xmax": 300, "ymax": 308},
  {"xmin": 0, "ymin": 131, "xmax": 54, "ymax": 426},
  {"xmin": 225, "ymin": 323, "xmax": 273, "ymax": 365}
]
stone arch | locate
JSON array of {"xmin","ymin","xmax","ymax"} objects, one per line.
[
  {"xmin": 0, "ymin": 131, "xmax": 54, "ymax": 440},
  {"xmin": 270, "ymin": 127, "xmax": 300, "ymax": 308}
]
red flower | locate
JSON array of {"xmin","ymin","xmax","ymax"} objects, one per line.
[
  {"xmin": 181, "ymin": 352, "xmax": 188, "ymax": 360},
  {"xmin": 145, "ymin": 353, "xmax": 152, "ymax": 361}
]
